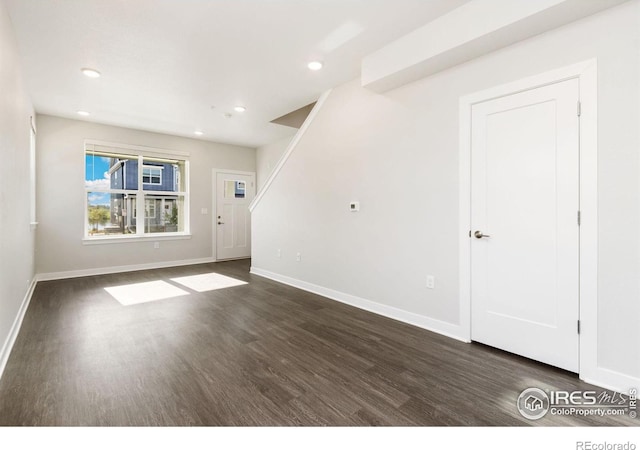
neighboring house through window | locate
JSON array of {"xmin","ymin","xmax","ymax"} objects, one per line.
[{"xmin": 84, "ymin": 141, "xmax": 189, "ymax": 239}]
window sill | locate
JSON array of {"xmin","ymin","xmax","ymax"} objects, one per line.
[{"xmin": 82, "ymin": 233, "xmax": 192, "ymax": 245}]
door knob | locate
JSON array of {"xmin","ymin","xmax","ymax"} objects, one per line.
[
  {"xmin": 474, "ymin": 230, "xmax": 490, "ymax": 239},
  {"xmin": 218, "ymin": 221, "xmax": 224, "ymax": 225}
]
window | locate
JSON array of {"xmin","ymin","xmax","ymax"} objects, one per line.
[
  {"xmin": 145, "ymin": 199, "xmax": 156, "ymax": 218},
  {"xmin": 85, "ymin": 142, "xmax": 189, "ymax": 239},
  {"xmin": 224, "ymin": 180, "xmax": 246, "ymax": 199},
  {"xmin": 142, "ymin": 165, "xmax": 162, "ymax": 185}
]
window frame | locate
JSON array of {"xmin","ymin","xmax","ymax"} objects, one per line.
[{"xmin": 83, "ymin": 140, "xmax": 190, "ymax": 243}]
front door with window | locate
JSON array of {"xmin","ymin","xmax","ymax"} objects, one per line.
[{"xmin": 215, "ymin": 171, "xmax": 255, "ymax": 260}]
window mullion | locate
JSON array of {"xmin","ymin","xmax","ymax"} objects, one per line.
[{"xmin": 137, "ymin": 155, "xmax": 144, "ymax": 236}]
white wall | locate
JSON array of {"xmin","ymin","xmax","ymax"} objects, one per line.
[
  {"xmin": 0, "ymin": 0, "xmax": 35, "ymax": 366},
  {"xmin": 36, "ymin": 115, "xmax": 255, "ymax": 275},
  {"xmin": 256, "ymin": 134, "xmax": 294, "ymax": 190},
  {"xmin": 252, "ymin": 1, "xmax": 640, "ymax": 385}
]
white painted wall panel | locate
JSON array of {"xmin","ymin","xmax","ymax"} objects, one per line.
[
  {"xmin": 0, "ymin": 0, "xmax": 36, "ymax": 368},
  {"xmin": 256, "ymin": 135, "xmax": 294, "ymax": 190}
]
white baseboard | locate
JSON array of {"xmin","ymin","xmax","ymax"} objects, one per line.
[
  {"xmin": 250, "ymin": 266, "xmax": 468, "ymax": 343},
  {"xmin": 0, "ymin": 279, "xmax": 37, "ymax": 381},
  {"xmin": 252, "ymin": 268, "xmax": 640, "ymax": 395},
  {"xmin": 582, "ymin": 367, "xmax": 640, "ymax": 395},
  {"xmin": 36, "ymin": 257, "xmax": 217, "ymax": 281}
]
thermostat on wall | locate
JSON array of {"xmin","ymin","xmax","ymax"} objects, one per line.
[{"xmin": 349, "ymin": 201, "xmax": 360, "ymax": 212}]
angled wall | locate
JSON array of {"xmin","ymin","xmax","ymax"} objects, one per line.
[{"xmin": 252, "ymin": 1, "xmax": 640, "ymax": 391}]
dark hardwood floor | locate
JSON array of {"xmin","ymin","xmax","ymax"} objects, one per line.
[{"xmin": 0, "ymin": 260, "xmax": 635, "ymax": 426}]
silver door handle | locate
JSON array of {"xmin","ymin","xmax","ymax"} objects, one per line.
[{"xmin": 474, "ymin": 230, "xmax": 490, "ymax": 239}]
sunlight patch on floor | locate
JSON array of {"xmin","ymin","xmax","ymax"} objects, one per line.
[
  {"xmin": 170, "ymin": 272, "xmax": 248, "ymax": 292},
  {"xmin": 105, "ymin": 280, "xmax": 190, "ymax": 306}
]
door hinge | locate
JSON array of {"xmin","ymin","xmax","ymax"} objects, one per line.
[
  {"xmin": 577, "ymin": 210, "xmax": 581, "ymax": 226},
  {"xmin": 577, "ymin": 101, "xmax": 581, "ymax": 117},
  {"xmin": 577, "ymin": 320, "xmax": 581, "ymax": 334}
]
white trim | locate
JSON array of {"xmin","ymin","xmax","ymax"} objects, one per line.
[
  {"xmin": 249, "ymin": 89, "xmax": 332, "ymax": 212},
  {"xmin": 250, "ymin": 267, "xmax": 468, "ymax": 343},
  {"xmin": 574, "ymin": 60, "xmax": 600, "ymax": 388},
  {"xmin": 82, "ymin": 233, "xmax": 192, "ymax": 245},
  {"xmin": 36, "ymin": 257, "xmax": 216, "ymax": 282},
  {"xmin": 84, "ymin": 139, "xmax": 190, "ymax": 158},
  {"xmin": 459, "ymin": 59, "xmax": 597, "ymax": 106},
  {"xmin": 459, "ymin": 60, "xmax": 600, "ymax": 380},
  {"xmin": 212, "ymin": 168, "xmax": 257, "ymax": 176},
  {"xmin": 0, "ymin": 279, "xmax": 37, "ymax": 381},
  {"xmin": 183, "ymin": 160, "xmax": 191, "ymax": 239},
  {"xmin": 582, "ymin": 369, "xmax": 640, "ymax": 396}
]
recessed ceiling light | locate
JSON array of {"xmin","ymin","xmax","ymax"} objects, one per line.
[
  {"xmin": 194, "ymin": 130, "xmax": 204, "ymax": 136},
  {"xmin": 307, "ymin": 61, "xmax": 323, "ymax": 71},
  {"xmin": 77, "ymin": 110, "xmax": 90, "ymax": 116},
  {"xmin": 81, "ymin": 68, "xmax": 101, "ymax": 78},
  {"xmin": 234, "ymin": 106, "xmax": 246, "ymax": 113}
]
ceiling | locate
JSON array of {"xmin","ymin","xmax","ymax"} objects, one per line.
[{"xmin": 5, "ymin": 0, "xmax": 469, "ymax": 148}]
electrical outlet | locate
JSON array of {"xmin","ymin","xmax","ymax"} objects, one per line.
[
  {"xmin": 154, "ymin": 242, "xmax": 160, "ymax": 249},
  {"xmin": 296, "ymin": 252, "xmax": 301, "ymax": 262},
  {"xmin": 277, "ymin": 249, "xmax": 281, "ymax": 258},
  {"xmin": 426, "ymin": 275, "xmax": 435, "ymax": 289}
]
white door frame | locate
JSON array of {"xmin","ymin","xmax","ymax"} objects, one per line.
[
  {"xmin": 212, "ymin": 168, "xmax": 256, "ymax": 260},
  {"xmin": 458, "ymin": 59, "xmax": 598, "ymax": 381}
]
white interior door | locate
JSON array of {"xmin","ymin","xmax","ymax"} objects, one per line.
[
  {"xmin": 215, "ymin": 171, "xmax": 255, "ymax": 260},
  {"xmin": 470, "ymin": 78, "xmax": 580, "ymax": 372}
]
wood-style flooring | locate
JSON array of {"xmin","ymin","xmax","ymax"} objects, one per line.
[{"xmin": 0, "ymin": 260, "xmax": 635, "ymax": 426}]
